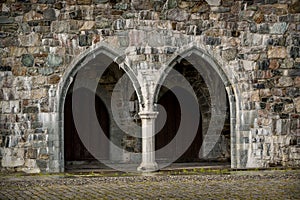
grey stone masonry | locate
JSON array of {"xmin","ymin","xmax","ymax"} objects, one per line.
[{"xmin": 0, "ymin": 0, "xmax": 300, "ymax": 173}]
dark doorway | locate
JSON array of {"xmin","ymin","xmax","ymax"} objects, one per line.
[
  {"xmin": 64, "ymin": 86, "xmax": 110, "ymax": 162},
  {"xmin": 155, "ymin": 87, "xmax": 203, "ymax": 162}
]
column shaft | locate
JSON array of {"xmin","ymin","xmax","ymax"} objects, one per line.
[{"xmin": 137, "ymin": 111, "xmax": 158, "ymax": 172}]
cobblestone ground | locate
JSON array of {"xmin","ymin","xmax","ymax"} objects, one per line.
[{"xmin": 0, "ymin": 170, "xmax": 299, "ymax": 199}]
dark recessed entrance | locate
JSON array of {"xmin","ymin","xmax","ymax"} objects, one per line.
[
  {"xmin": 155, "ymin": 58, "xmax": 231, "ymax": 164},
  {"xmin": 64, "ymin": 85, "xmax": 110, "ymax": 163},
  {"xmin": 155, "ymin": 87, "xmax": 203, "ymax": 162}
]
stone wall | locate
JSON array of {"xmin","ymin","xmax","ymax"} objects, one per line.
[{"xmin": 0, "ymin": 0, "xmax": 299, "ymax": 172}]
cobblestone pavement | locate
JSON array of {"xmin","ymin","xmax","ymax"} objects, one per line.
[{"xmin": 0, "ymin": 169, "xmax": 299, "ymax": 199}]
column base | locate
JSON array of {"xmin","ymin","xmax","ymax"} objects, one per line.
[{"xmin": 137, "ymin": 162, "xmax": 158, "ymax": 172}]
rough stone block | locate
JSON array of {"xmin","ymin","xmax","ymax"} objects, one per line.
[
  {"xmin": 46, "ymin": 54, "xmax": 63, "ymax": 67},
  {"xmin": 93, "ymin": 0, "xmax": 108, "ymax": 3},
  {"xmin": 26, "ymin": 148, "xmax": 37, "ymax": 159},
  {"xmin": 1, "ymin": 148, "xmax": 25, "ymax": 167},
  {"xmin": 23, "ymin": 11, "xmax": 43, "ymax": 22},
  {"xmin": 222, "ymin": 48, "xmax": 237, "ymax": 61},
  {"xmin": 270, "ymin": 22, "xmax": 288, "ymax": 34},
  {"xmin": 167, "ymin": 8, "xmax": 189, "ymax": 22},
  {"xmin": 79, "ymin": 34, "xmax": 92, "ymax": 46},
  {"xmin": 267, "ymin": 37, "xmax": 286, "ymax": 46},
  {"xmin": 43, "ymin": 8, "xmax": 56, "ymax": 21},
  {"xmin": 257, "ymin": 24, "xmax": 270, "ymax": 34},
  {"xmin": 268, "ymin": 47, "xmax": 287, "ymax": 59},
  {"xmin": 258, "ymin": 59, "xmax": 270, "ymax": 70},
  {"xmin": 276, "ymin": 119, "xmax": 290, "ymax": 135},
  {"xmin": 77, "ymin": 0, "xmax": 91, "ymax": 4},
  {"xmin": 206, "ymin": 0, "xmax": 221, "ymax": 6},
  {"xmin": 19, "ymin": 33, "xmax": 40, "ymax": 47},
  {"xmin": 23, "ymin": 106, "xmax": 39, "ymax": 113},
  {"xmin": 290, "ymin": 46, "xmax": 300, "ymax": 59},
  {"xmin": 51, "ymin": 21, "xmax": 70, "ymax": 33},
  {"xmin": 286, "ymin": 87, "xmax": 300, "ymax": 98},
  {"xmin": 205, "ymin": 36, "xmax": 221, "ymax": 45},
  {"xmin": 21, "ymin": 54, "xmax": 34, "ymax": 67},
  {"xmin": 295, "ymin": 97, "xmax": 300, "ymax": 113},
  {"xmin": 131, "ymin": 0, "xmax": 153, "ymax": 10},
  {"xmin": 36, "ymin": 159, "xmax": 48, "ymax": 170}
]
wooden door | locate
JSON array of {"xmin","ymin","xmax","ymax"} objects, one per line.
[
  {"xmin": 155, "ymin": 88, "xmax": 202, "ymax": 162},
  {"xmin": 64, "ymin": 88, "xmax": 109, "ymax": 161}
]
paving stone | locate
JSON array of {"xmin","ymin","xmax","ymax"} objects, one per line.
[{"xmin": 0, "ymin": 170, "xmax": 299, "ymax": 199}]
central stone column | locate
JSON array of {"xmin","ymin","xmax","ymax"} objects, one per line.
[{"xmin": 137, "ymin": 111, "xmax": 158, "ymax": 172}]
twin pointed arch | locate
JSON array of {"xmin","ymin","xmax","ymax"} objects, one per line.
[
  {"xmin": 57, "ymin": 44, "xmax": 237, "ymax": 120},
  {"xmin": 55, "ymin": 43, "xmax": 239, "ymax": 171}
]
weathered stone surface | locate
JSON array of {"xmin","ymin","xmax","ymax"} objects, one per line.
[
  {"xmin": 43, "ymin": 8, "xmax": 56, "ymax": 21},
  {"xmin": 272, "ymin": 103, "xmax": 284, "ymax": 113},
  {"xmin": 295, "ymin": 97, "xmax": 300, "ymax": 113},
  {"xmin": 79, "ymin": 34, "xmax": 92, "ymax": 46},
  {"xmin": 95, "ymin": 17, "xmax": 111, "ymax": 29},
  {"xmin": 1, "ymin": 148, "xmax": 25, "ymax": 167},
  {"xmin": 267, "ymin": 37, "xmax": 286, "ymax": 46},
  {"xmin": 167, "ymin": 8, "xmax": 189, "ymax": 22},
  {"xmin": 23, "ymin": 11, "xmax": 44, "ymax": 22},
  {"xmin": 93, "ymin": 0, "xmax": 108, "ymax": 3},
  {"xmin": 21, "ymin": 54, "xmax": 34, "ymax": 67},
  {"xmin": 0, "ymin": 37, "xmax": 19, "ymax": 47},
  {"xmin": 12, "ymin": 66, "xmax": 27, "ymax": 76},
  {"xmin": 38, "ymin": 67, "xmax": 54, "ymax": 75},
  {"xmin": 276, "ymin": 76, "xmax": 293, "ymax": 87},
  {"xmin": 113, "ymin": 19, "xmax": 125, "ymax": 30},
  {"xmin": 290, "ymin": 47, "xmax": 300, "ymax": 59},
  {"xmin": 19, "ymin": 33, "xmax": 40, "ymax": 47},
  {"xmin": 289, "ymin": 0, "xmax": 300, "ymax": 14},
  {"xmin": 269, "ymin": 59, "xmax": 279, "ymax": 69},
  {"xmin": 294, "ymin": 76, "xmax": 300, "ymax": 87},
  {"xmin": 211, "ymin": 6, "xmax": 230, "ymax": 13},
  {"xmin": 23, "ymin": 106, "xmax": 39, "ymax": 113},
  {"xmin": 48, "ymin": 75, "xmax": 60, "ymax": 84},
  {"xmin": 77, "ymin": 0, "xmax": 91, "ymax": 4},
  {"xmin": 270, "ymin": 23, "xmax": 288, "ymax": 35},
  {"xmin": 46, "ymin": 54, "xmax": 63, "ymax": 67},
  {"xmin": 131, "ymin": 0, "xmax": 153, "ymax": 10},
  {"xmin": 268, "ymin": 47, "xmax": 287, "ymax": 59},
  {"xmin": 206, "ymin": 0, "xmax": 220, "ymax": 6},
  {"xmin": 38, "ymin": 0, "xmax": 55, "ymax": 3},
  {"xmin": 0, "ymin": 16, "xmax": 14, "ymax": 24},
  {"xmin": 79, "ymin": 21, "xmax": 95, "ymax": 30},
  {"xmin": 222, "ymin": 48, "xmax": 237, "ymax": 61},
  {"xmin": 257, "ymin": 24, "xmax": 270, "ymax": 34},
  {"xmin": 205, "ymin": 36, "xmax": 221, "ymax": 45},
  {"xmin": 286, "ymin": 87, "xmax": 300, "ymax": 98},
  {"xmin": 51, "ymin": 21, "xmax": 70, "ymax": 33},
  {"xmin": 258, "ymin": 59, "xmax": 270, "ymax": 70}
]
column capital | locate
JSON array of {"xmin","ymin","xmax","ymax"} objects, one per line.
[{"xmin": 138, "ymin": 111, "xmax": 158, "ymax": 119}]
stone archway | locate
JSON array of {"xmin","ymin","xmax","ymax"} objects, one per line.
[
  {"xmin": 154, "ymin": 46, "xmax": 237, "ymax": 168},
  {"xmin": 54, "ymin": 44, "xmax": 142, "ymax": 172}
]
